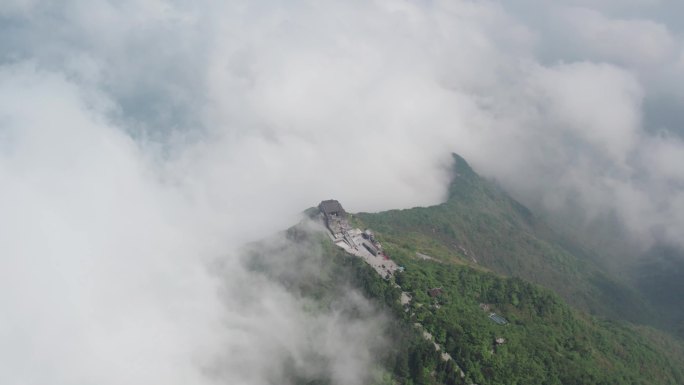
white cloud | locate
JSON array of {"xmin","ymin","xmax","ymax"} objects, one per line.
[
  {"xmin": 2, "ymin": 1, "xmax": 684, "ymax": 384},
  {"xmin": 557, "ymin": 6, "xmax": 678, "ymax": 68},
  {"xmin": 532, "ymin": 62, "xmax": 643, "ymax": 164},
  {"xmin": 0, "ymin": 63, "xmax": 385, "ymax": 385}
]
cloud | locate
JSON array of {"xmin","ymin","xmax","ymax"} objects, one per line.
[
  {"xmin": 0, "ymin": 63, "xmax": 386, "ymax": 385},
  {"xmin": 2, "ymin": 1, "xmax": 684, "ymax": 384},
  {"xmin": 556, "ymin": 7, "xmax": 677, "ymax": 68},
  {"xmin": 0, "ymin": 64, "xmax": 222, "ymax": 385}
]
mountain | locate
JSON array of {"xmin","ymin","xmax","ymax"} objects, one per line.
[
  {"xmin": 378, "ymin": 248, "xmax": 684, "ymax": 385},
  {"xmin": 356, "ymin": 154, "xmax": 654, "ymax": 324},
  {"xmin": 247, "ymin": 220, "xmax": 684, "ymax": 384},
  {"xmin": 246, "ymin": 153, "xmax": 684, "ymax": 384}
]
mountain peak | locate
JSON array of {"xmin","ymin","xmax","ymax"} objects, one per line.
[
  {"xmin": 451, "ymin": 152, "xmax": 475, "ymax": 177},
  {"xmin": 447, "ymin": 152, "xmax": 482, "ymax": 201}
]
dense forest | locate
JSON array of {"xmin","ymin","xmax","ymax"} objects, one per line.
[
  {"xmin": 357, "ymin": 154, "xmax": 658, "ymax": 328},
  {"xmin": 241, "ymin": 154, "xmax": 684, "ymax": 384},
  {"xmin": 364, "ymin": 244, "xmax": 684, "ymax": 385},
  {"xmin": 246, "ymin": 222, "xmax": 684, "ymax": 385}
]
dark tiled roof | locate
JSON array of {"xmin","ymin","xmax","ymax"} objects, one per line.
[{"xmin": 319, "ymin": 200, "xmax": 345, "ymax": 215}]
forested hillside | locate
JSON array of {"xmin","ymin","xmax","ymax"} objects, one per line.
[
  {"xmin": 367, "ymin": 240, "xmax": 684, "ymax": 385},
  {"xmin": 242, "ymin": 154, "xmax": 684, "ymax": 384},
  {"xmin": 357, "ymin": 154, "xmax": 654, "ymax": 324},
  {"xmin": 246, "ymin": 220, "xmax": 684, "ymax": 385}
]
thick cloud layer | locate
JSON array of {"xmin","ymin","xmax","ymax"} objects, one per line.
[{"xmin": 1, "ymin": 1, "xmax": 683, "ymax": 384}]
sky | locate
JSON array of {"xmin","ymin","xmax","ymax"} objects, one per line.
[{"xmin": 1, "ymin": 1, "xmax": 683, "ymax": 384}]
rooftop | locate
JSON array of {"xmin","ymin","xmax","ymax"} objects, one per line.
[{"xmin": 318, "ymin": 199, "xmax": 346, "ymax": 216}]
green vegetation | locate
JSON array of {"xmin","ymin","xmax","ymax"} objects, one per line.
[
  {"xmin": 246, "ymin": 153, "xmax": 684, "ymax": 384},
  {"xmin": 243, "ymin": 228, "xmax": 441, "ymax": 385},
  {"xmin": 357, "ymin": 154, "xmax": 652, "ymax": 323},
  {"xmin": 247, "ymin": 221, "xmax": 684, "ymax": 385},
  {"xmin": 344, "ymin": 154, "xmax": 684, "ymax": 384},
  {"xmin": 378, "ymin": 244, "xmax": 684, "ymax": 384}
]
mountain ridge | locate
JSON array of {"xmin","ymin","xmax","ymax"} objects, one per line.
[
  {"xmin": 356, "ymin": 153, "xmax": 655, "ymax": 325},
  {"xmin": 246, "ymin": 152, "xmax": 684, "ymax": 384}
]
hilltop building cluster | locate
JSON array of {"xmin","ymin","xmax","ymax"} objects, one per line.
[
  {"xmin": 318, "ymin": 200, "xmax": 469, "ymax": 377},
  {"xmin": 318, "ymin": 200, "xmax": 400, "ymax": 279}
]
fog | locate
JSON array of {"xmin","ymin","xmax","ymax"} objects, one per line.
[{"xmin": 1, "ymin": 1, "xmax": 683, "ymax": 384}]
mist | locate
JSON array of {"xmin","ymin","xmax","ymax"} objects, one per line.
[{"xmin": 1, "ymin": 1, "xmax": 683, "ymax": 384}]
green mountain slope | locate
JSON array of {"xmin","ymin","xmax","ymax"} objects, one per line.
[
  {"xmin": 356, "ymin": 154, "xmax": 652, "ymax": 323},
  {"xmin": 244, "ymin": 153, "xmax": 684, "ymax": 384},
  {"xmin": 385, "ymin": 247, "xmax": 684, "ymax": 385},
  {"xmin": 247, "ymin": 222, "xmax": 684, "ymax": 385}
]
